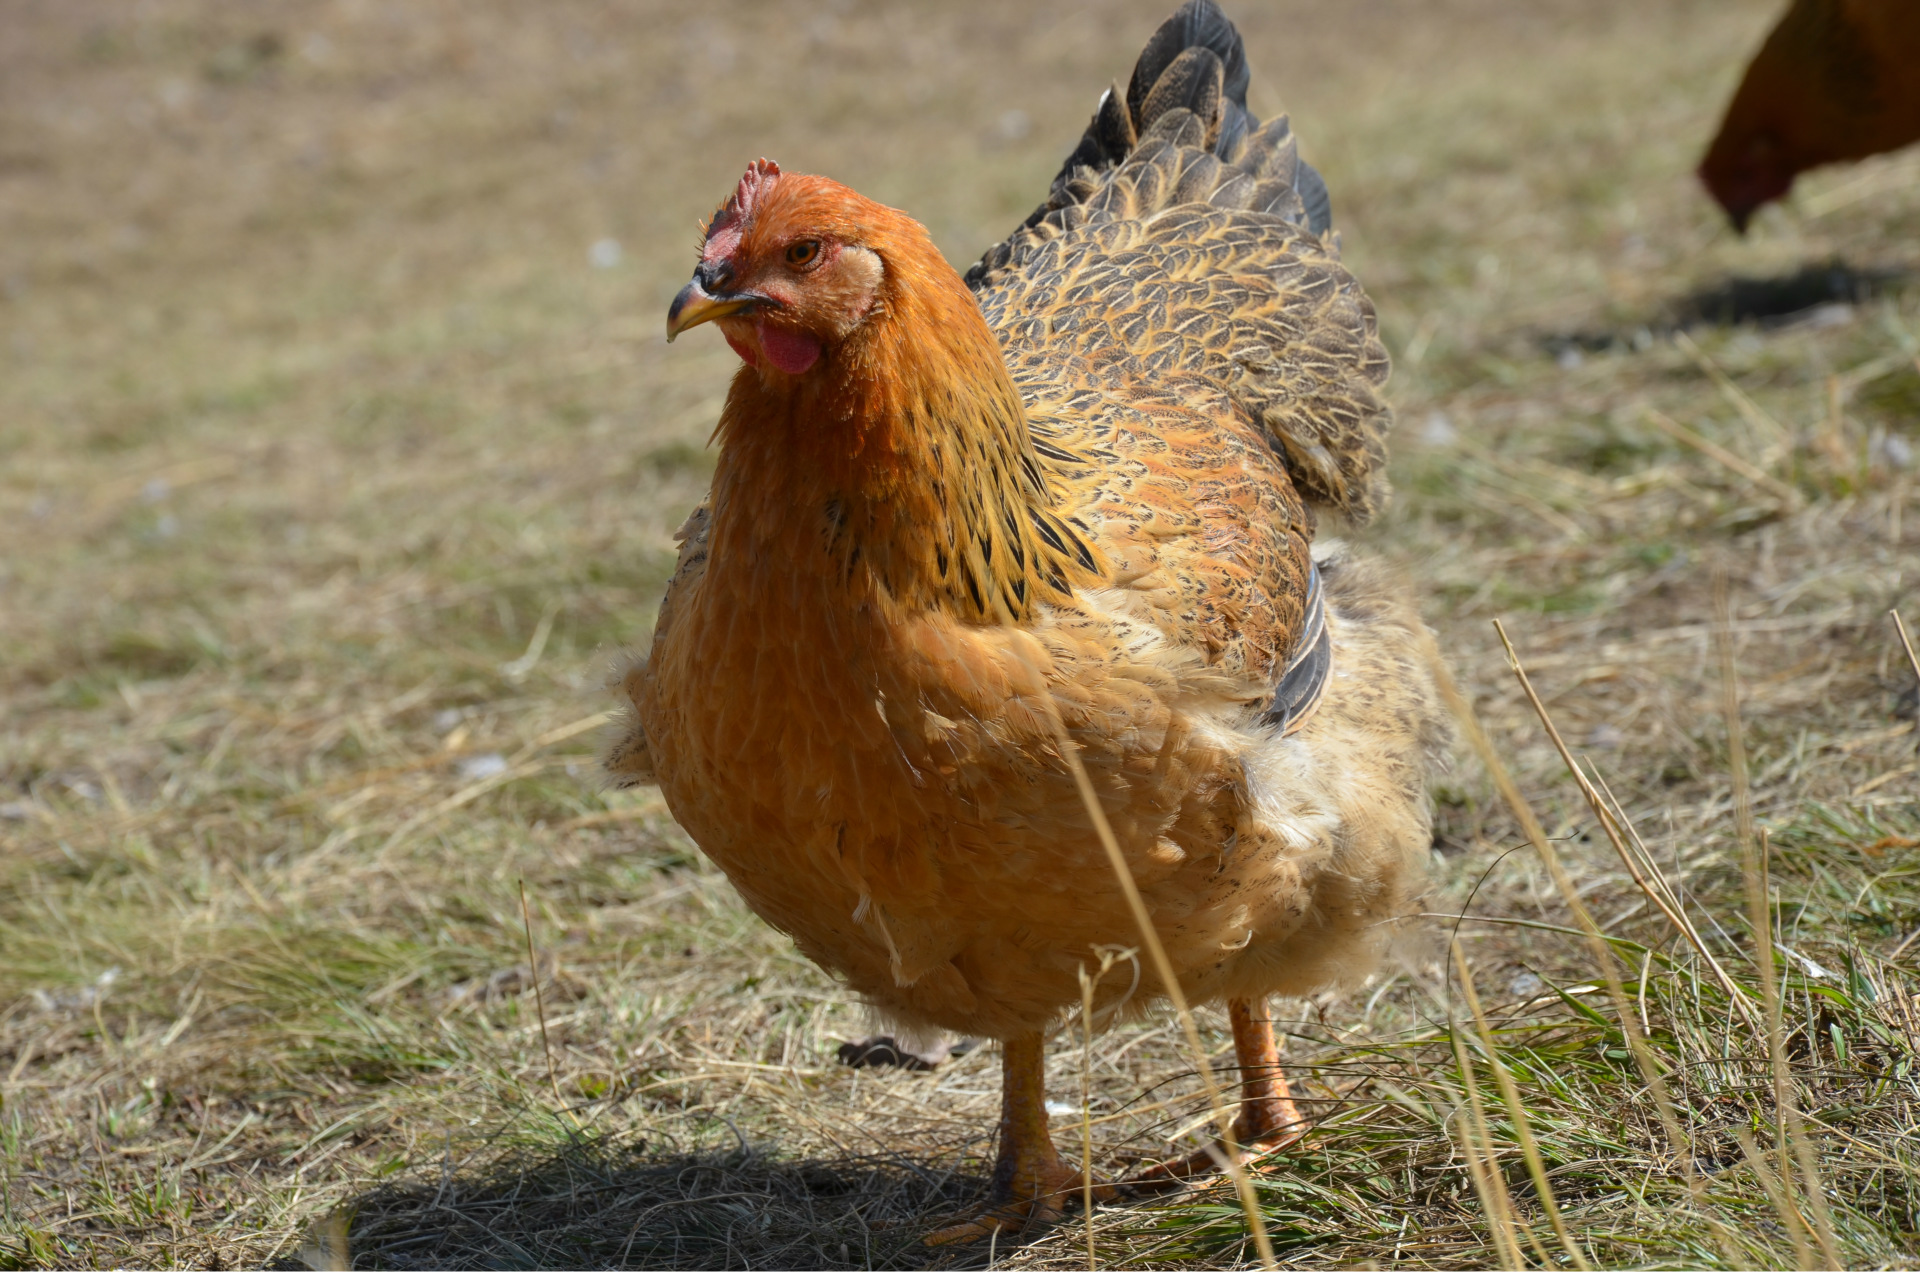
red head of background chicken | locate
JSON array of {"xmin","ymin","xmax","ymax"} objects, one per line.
[{"xmin": 1699, "ymin": 0, "xmax": 1920, "ymax": 232}]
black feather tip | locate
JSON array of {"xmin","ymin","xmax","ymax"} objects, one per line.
[{"xmin": 1127, "ymin": 0, "xmax": 1250, "ymax": 127}]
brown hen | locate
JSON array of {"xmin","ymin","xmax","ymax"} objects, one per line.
[
  {"xmin": 1700, "ymin": 0, "xmax": 1920, "ymax": 231},
  {"xmin": 607, "ymin": 0, "xmax": 1444, "ymax": 1239}
]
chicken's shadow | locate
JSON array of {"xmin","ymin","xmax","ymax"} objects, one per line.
[
  {"xmin": 300, "ymin": 1132, "xmax": 1024, "ymax": 1270},
  {"xmin": 1670, "ymin": 259, "xmax": 1907, "ymax": 328},
  {"xmin": 1544, "ymin": 257, "xmax": 1909, "ymax": 359}
]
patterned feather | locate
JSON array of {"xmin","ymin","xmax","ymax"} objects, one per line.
[{"xmin": 968, "ymin": 0, "xmax": 1386, "ymax": 523}]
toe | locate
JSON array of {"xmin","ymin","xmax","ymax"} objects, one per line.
[
  {"xmin": 923, "ymin": 1212, "xmax": 1015, "ymax": 1246},
  {"xmin": 922, "ymin": 1169, "xmax": 1115, "ymax": 1245},
  {"xmin": 923, "ymin": 1198, "xmax": 1063, "ymax": 1247},
  {"xmin": 1125, "ymin": 1128, "xmax": 1303, "ymax": 1194}
]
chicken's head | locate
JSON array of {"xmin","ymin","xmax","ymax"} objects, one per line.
[
  {"xmin": 1698, "ymin": 126, "xmax": 1795, "ymax": 235},
  {"xmin": 666, "ymin": 159, "xmax": 891, "ymax": 376}
]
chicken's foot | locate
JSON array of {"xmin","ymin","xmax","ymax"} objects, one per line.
[
  {"xmin": 924, "ymin": 1031, "xmax": 1115, "ymax": 1245},
  {"xmin": 1127, "ymin": 997, "xmax": 1305, "ymax": 1190},
  {"xmin": 836, "ymin": 1033, "xmax": 974, "ymax": 1071}
]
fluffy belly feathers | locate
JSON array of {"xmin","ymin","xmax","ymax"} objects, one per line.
[{"xmin": 634, "ymin": 556, "xmax": 1437, "ymax": 1040}]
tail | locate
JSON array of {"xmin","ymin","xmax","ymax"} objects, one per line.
[
  {"xmin": 1055, "ymin": 0, "xmax": 1330, "ymax": 234},
  {"xmin": 969, "ymin": 0, "xmax": 1391, "ymax": 525},
  {"xmin": 970, "ymin": 0, "xmax": 1330, "ymax": 297}
]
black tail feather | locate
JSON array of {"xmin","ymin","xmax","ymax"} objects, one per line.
[
  {"xmin": 1295, "ymin": 161, "xmax": 1332, "ymax": 239},
  {"xmin": 1137, "ymin": 47, "xmax": 1227, "ymax": 146},
  {"xmin": 1019, "ymin": 0, "xmax": 1331, "ymax": 241},
  {"xmin": 1126, "ymin": 0, "xmax": 1250, "ymax": 125},
  {"xmin": 964, "ymin": 0, "xmax": 1390, "ymax": 526}
]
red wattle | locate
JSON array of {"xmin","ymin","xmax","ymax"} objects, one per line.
[
  {"xmin": 758, "ymin": 323, "xmax": 822, "ymax": 375},
  {"xmin": 724, "ymin": 332, "xmax": 759, "ymax": 366}
]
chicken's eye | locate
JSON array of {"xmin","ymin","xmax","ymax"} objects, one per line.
[{"xmin": 785, "ymin": 240, "xmax": 822, "ymax": 269}]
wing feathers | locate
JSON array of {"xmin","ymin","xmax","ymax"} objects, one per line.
[
  {"xmin": 1206, "ymin": 171, "xmax": 1256, "ymax": 211},
  {"xmin": 966, "ymin": 1, "xmax": 1389, "ymax": 523},
  {"xmin": 1172, "ymin": 149, "xmax": 1224, "ymax": 205}
]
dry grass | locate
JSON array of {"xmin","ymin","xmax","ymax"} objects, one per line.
[{"xmin": 3, "ymin": 0, "xmax": 1919, "ymax": 1266}]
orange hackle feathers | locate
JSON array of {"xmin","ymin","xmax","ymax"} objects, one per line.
[{"xmin": 698, "ymin": 170, "xmax": 1102, "ymax": 626}]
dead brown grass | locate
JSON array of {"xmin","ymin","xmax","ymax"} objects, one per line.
[{"xmin": 2, "ymin": 0, "xmax": 1918, "ymax": 1267}]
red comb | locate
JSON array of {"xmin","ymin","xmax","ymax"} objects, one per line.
[{"xmin": 702, "ymin": 158, "xmax": 781, "ymax": 260}]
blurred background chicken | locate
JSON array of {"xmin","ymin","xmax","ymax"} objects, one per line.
[
  {"xmin": 1700, "ymin": 0, "xmax": 1920, "ymax": 231},
  {"xmin": 608, "ymin": 0, "xmax": 1444, "ymax": 1239}
]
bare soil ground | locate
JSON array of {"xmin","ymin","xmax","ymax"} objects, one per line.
[{"xmin": 2, "ymin": 1, "xmax": 1917, "ymax": 1267}]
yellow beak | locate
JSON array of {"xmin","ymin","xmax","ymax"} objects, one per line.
[{"xmin": 665, "ymin": 276, "xmax": 766, "ymax": 341}]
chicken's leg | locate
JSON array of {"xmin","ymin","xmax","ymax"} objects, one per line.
[
  {"xmin": 925, "ymin": 1032, "xmax": 1113, "ymax": 1245},
  {"xmin": 1129, "ymin": 997, "xmax": 1305, "ymax": 1189}
]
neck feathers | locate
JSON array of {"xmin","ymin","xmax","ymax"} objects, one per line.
[{"xmin": 711, "ymin": 232, "xmax": 1099, "ymax": 624}]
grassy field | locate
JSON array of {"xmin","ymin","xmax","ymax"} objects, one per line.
[{"xmin": 3, "ymin": 0, "xmax": 1919, "ymax": 1266}]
